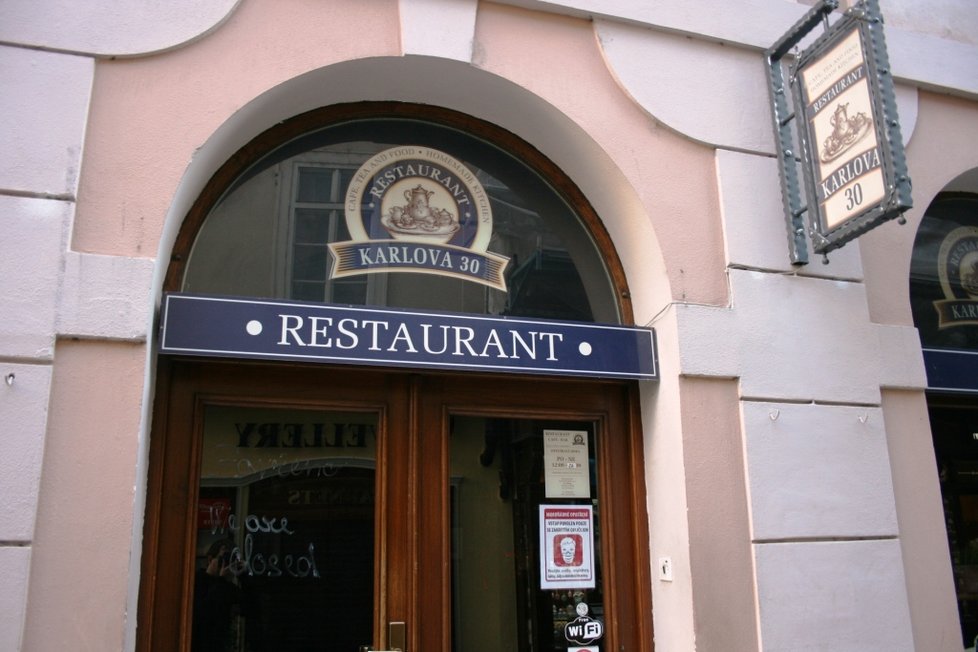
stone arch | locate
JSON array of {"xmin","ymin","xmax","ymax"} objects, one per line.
[{"xmin": 151, "ymin": 56, "xmax": 670, "ymax": 325}]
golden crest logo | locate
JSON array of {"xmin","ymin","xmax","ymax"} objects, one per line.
[
  {"xmin": 935, "ymin": 225, "xmax": 978, "ymax": 328},
  {"xmin": 329, "ymin": 146, "xmax": 509, "ymax": 291}
]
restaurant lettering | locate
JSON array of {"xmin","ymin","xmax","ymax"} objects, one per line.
[
  {"xmin": 367, "ymin": 162, "xmax": 472, "ymax": 206},
  {"xmin": 356, "ymin": 244, "xmax": 456, "ymax": 268},
  {"xmin": 277, "ymin": 313, "xmax": 564, "ymax": 361},
  {"xmin": 159, "ymin": 293, "xmax": 659, "ymax": 380},
  {"xmin": 810, "ymin": 65, "xmax": 865, "ymax": 116},
  {"xmin": 817, "ymin": 147, "xmax": 881, "ymax": 202}
]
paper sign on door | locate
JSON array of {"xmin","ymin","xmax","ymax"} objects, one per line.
[
  {"xmin": 543, "ymin": 429, "xmax": 590, "ymax": 498},
  {"xmin": 539, "ymin": 505, "xmax": 595, "ymax": 589}
]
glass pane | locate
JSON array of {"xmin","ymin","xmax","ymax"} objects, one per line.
[
  {"xmin": 910, "ymin": 193, "xmax": 978, "ymax": 351},
  {"xmin": 296, "ymin": 167, "xmax": 337, "ymax": 203},
  {"xmin": 291, "ymin": 280, "xmax": 325, "ymax": 303},
  {"xmin": 450, "ymin": 417, "xmax": 603, "ymax": 652},
  {"xmin": 331, "ymin": 279, "xmax": 367, "ymax": 305},
  {"xmin": 931, "ymin": 405, "xmax": 978, "ymax": 645},
  {"xmin": 292, "ymin": 244, "xmax": 328, "ymax": 282},
  {"xmin": 184, "ymin": 118, "xmax": 620, "ymax": 323},
  {"xmin": 193, "ymin": 405, "xmax": 377, "ymax": 652},
  {"xmin": 294, "ymin": 208, "xmax": 331, "ymax": 244}
]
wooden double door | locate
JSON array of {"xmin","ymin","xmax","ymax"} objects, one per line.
[{"xmin": 138, "ymin": 359, "xmax": 652, "ymax": 651}]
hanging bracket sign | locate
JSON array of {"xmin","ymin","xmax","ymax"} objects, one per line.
[
  {"xmin": 158, "ymin": 293, "xmax": 657, "ymax": 380},
  {"xmin": 766, "ymin": 0, "xmax": 912, "ymax": 263}
]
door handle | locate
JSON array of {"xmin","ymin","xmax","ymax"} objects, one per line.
[{"xmin": 359, "ymin": 621, "xmax": 406, "ymax": 652}]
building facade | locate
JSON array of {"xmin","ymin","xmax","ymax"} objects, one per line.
[{"xmin": 1, "ymin": 0, "xmax": 977, "ymax": 650}]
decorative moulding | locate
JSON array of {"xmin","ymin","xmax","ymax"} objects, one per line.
[{"xmin": 0, "ymin": 0, "xmax": 241, "ymax": 57}]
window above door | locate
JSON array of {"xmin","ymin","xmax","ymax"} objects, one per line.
[{"xmin": 176, "ymin": 105, "xmax": 626, "ymax": 324}]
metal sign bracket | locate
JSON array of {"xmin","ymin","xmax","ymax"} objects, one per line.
[
  {"xmin": 765, "ymin": 0, "xmax": 839, "ymax": 266},
  {"xmin": 767, "ymin": 0, "xmax": 912, "ymax": 265}
]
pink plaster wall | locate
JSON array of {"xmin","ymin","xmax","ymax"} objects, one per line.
[
  {"xmin": 72, "ymin": 0, "xmax": 723, "ymax": 306},
  {"xmin": 72, "ymin": 0, "xmax": 401, "ymax": 257},
  {"xmin": 861, "ymin": 91, "xmax": 978, "ymax": 327},
  {"xmin": 680, "ymin": 377, "xmax": 759, "ymax": 652},
  {"xmin": 22, "ymin": 341, "xmax": 145, "ymax": 651},
  {"xmin": 881, "ymin": 389, "xmax": 962, "ymax": 650},
  {"xmin": 474, "ymin": 3, "xmax": 727, "ymax": 306}
]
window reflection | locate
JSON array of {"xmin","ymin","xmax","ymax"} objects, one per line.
[
  {"xmin": 450, "ymin": 417, "xmax": 603, "ymax": 652},
  {"xmin": 192, "ymin": 406, "xmax": 377, "ymax": 652},
  {"xmin": 909, "ymin": 193, "xmax": 978, "ymax": 351},
  {"xmin": 184, "ymin": 119, "xmax": 618, "ymax": 323}
]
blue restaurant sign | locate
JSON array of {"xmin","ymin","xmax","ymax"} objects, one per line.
[{"xmin": 159, "ymin": 294, "xmax": 658, "ymax": 380}]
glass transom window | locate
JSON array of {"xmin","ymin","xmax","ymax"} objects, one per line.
[{"xmin": 183, "ymin": 116, "xmax": 620, "ymax": 324}]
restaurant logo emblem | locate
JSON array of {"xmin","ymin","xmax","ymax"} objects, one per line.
[
  {"xmin": 934, "ymin": 226, "xmax": 978, "ymax": 328},
  {"xmin": 802, "ymin": 29, "xmax": 886, "ymax": 231},
  {"xmin": 818, "ymin": 101, "xmax": 873, "ymax": 164},
  {"xmin": 329, "ymin": 146, "xmax": 509, "ymax": 291}
]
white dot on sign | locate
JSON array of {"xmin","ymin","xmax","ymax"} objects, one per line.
[
  {"xmin": 246, "ymin": 320, "xmax": 263, "ymax": 336},
  {"xmin": 578, "ymin": 342, "xmax": 592, "ymax": 356}
]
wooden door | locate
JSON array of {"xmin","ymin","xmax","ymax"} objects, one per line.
[{"xmin": 137, "ymin": 360, "xmax": 652, "ymax": 651}]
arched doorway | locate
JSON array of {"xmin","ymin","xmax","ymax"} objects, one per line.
[
  {"xmin": 137, "ymin": 103, "xmax": 654, "ymax": 651},
  {"xmin": 910, "ymin": 187, "xmax": 978, "ymax": 645}
]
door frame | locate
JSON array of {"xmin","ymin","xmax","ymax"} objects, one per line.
[
  {"xmin": 136, "ymin": 358, "xmax": 653, "ymax": 651},
  {"xmin": 413, "ymin": 371, "xmax": 653, "ymax": 651}
]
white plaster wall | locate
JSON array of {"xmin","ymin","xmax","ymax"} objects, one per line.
[
  {"xmin": 527, "ymin": 0, "xmax": 978, "ymax": 97},
  {"xmin": 0, "ymin": 364, "xmax": 53, "ymax": 543},
  {"xmin": 57, "ymin": 253, "xmax": 155, "ymax": 340},
  {"xmin": 0, "ymin": 548, "xmax": 31, "ymax": 652},
  {"xmin": 400, "ymin": 0, "xmax": 478, "ymax": 60},
  {"xmin": 0, "ymin": 196, "xmax": 69, "ymax": 360},
  {"xmin": 675, "ymin": 269, "xmax": 925, "ymax": 403},
  {"xmin": 881, "ymin": 0, "xmax": 978, "ymax": 45},
  {"xmin": 1, "ymin": 0, "xmax": 972, "ymax": 86},
  {"xmin": 0, "ymin": 0, "xmax": 240, "ymax": 56},
  {"xmin": 755, "ymin": 539, "xmax": 914, "ymax": 651},
  {"xmin": 595, "ymin": 21, "xmax": 923, "ymax": 156},
  {"xmin": 0, "ymin": 47, "xmax": 92, "ymax": 197},
  {"xmin": 743, "ymin": 402, "xmax": 898, "ymax": 540},
  {"xmin": 715, "ymin": 149, "xmax": 865, "ymax": 277}
]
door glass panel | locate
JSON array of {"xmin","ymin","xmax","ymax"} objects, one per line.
[
  {"xmin": 930, "ymin": 404, "xmax": 978, "ymax": 645},
  {"xmin": 192, "ymin": 405, "xmax": 377, "ymax": 652},
  {"xmin": 450, "ymin": 416, "xmax": 603, "ymax": 652}
]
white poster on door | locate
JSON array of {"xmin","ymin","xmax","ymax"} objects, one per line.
[
  {"xmin": 539, "ymin": 505, "xmax": 595, "ymax": 589},
  {"xmin": 543, "ymin": 429, "xmax": 590, "ymax": 498}
]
